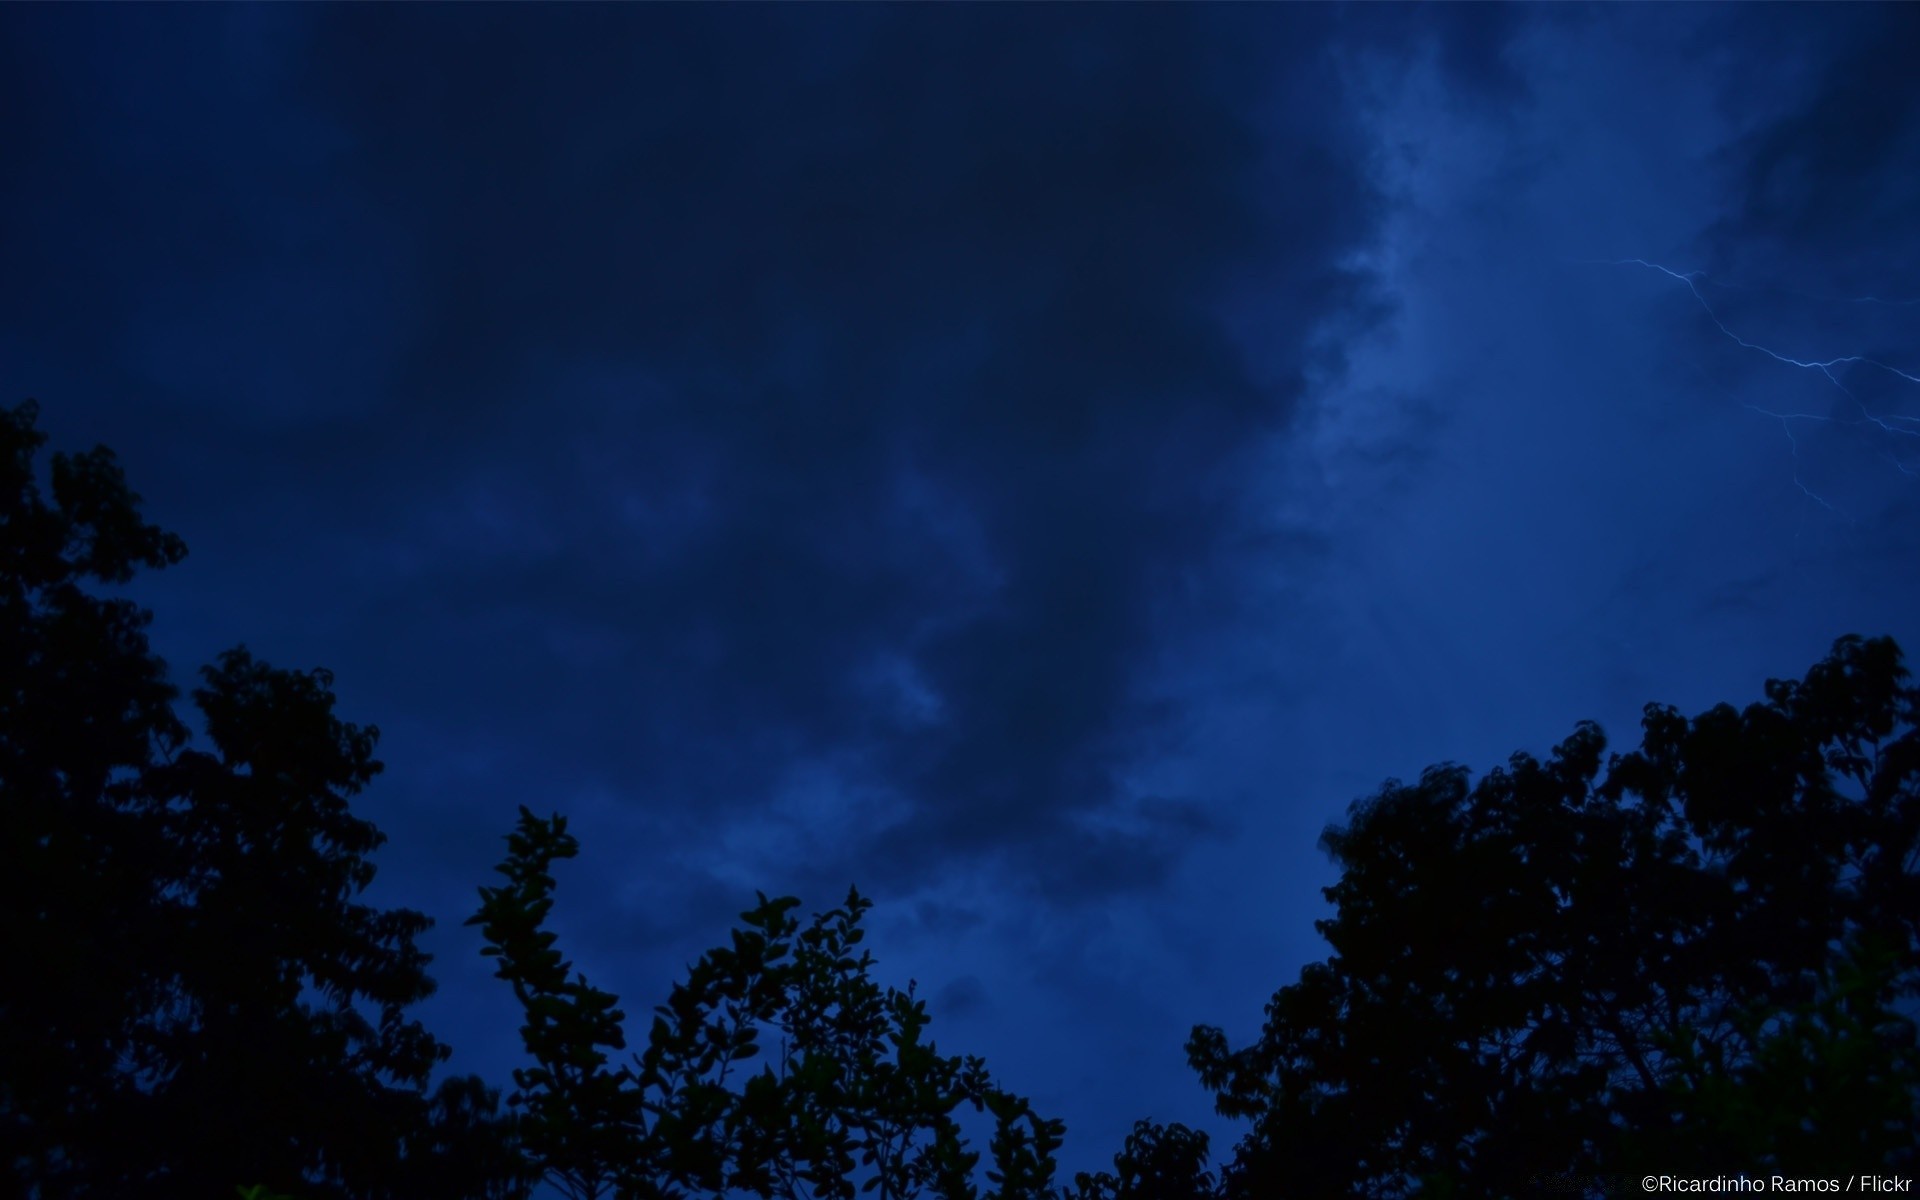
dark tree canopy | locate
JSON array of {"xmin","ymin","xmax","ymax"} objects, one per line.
[
  {"xmin": 1188, "ymin": 634, "xmax": 1920, "ymax": 1196},
  {"xmin": 1, "ymin": 401, "xmax": 534, "ymax": 1200},
  {"xmin": 1066, "ymin": 1120, "xmax": 1216, "ymax": 1200},
  {"xmin": 468, "ymin": 806, "xmax": 1071, "ymax": 1200}
]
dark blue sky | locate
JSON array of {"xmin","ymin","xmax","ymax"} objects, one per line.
[{"xmin": 5, "ymin": 4, "xmax": 1917, "ymax": 1189}]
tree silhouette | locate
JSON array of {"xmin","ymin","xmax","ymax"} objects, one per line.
[
  {"xmin": 1188, "ymin": 634, "xmax": 1920, "ymax": 1196},
  {"xmin": 469, "ymin": 805, "xmax": 1068, "ymax": 1200},
  {"xmin": 1067, "ymin": 1120, "xmax": 1217, "ymax": 1200},
  {"xmin": 1, "ymin": 401, "xmax": 533, "ymax": 1199}
]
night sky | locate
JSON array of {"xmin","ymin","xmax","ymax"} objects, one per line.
[{"xmin": 5, "ymin": 4, "xmax": 1918, "ymax": 1189}]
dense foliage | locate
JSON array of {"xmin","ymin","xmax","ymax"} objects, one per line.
[
  {"xmin": 1188, "ymin": 634, "xmax": 1920, "ymax": 1195},
  {"xmin": 470, "ymin": 807, "xmax": 1073, "ymax": 1200},
  {"xmin": 0, "ymin": 401, "xmax": 534, "ymax": 1200}
]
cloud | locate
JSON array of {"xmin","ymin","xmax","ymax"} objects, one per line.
[
  {"xmin": 933, "ymin": 975, "xmax": 991, "ymax": 1022},
  {"xmin": 1704, "ymin": 5, "xmax": 1920, "ymax": 284},
  {"xmin": 215, "ymin": 7, "xmax": 1396, "ymax": 904}
]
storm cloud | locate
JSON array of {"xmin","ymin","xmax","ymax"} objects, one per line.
[{"xmin": 4, "ymin": 4, "xmax": 1916, "ymax": 1186}]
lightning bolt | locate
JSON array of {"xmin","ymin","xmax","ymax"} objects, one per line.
[{"xmin": 1586, "ymin": 258, "xmax": 1920, "ymax": 519}]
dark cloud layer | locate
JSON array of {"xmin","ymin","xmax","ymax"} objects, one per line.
[
  {"xmin": 1710, "ymin": 4, "xmax": 1920, "ymax": 277},
  {"xmin": 10, "ymin": 6, "xmax": 1393, "ymax": 905}
]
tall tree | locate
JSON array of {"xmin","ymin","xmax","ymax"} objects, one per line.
[
  {"xmin": 469, "ymin": 805, "xmax": 1068, "ymax": 1200},
  {"xmin": 3, "ymin": 399, "xmax": 198, "ymax": 1193},
  {"xmin": 1187, "ymin": 635, "xmax": 1920, "ymax": 1196},
  {"xmin": 0, "ymin": 401, "xmax": 533, "ymax": 1199}
]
